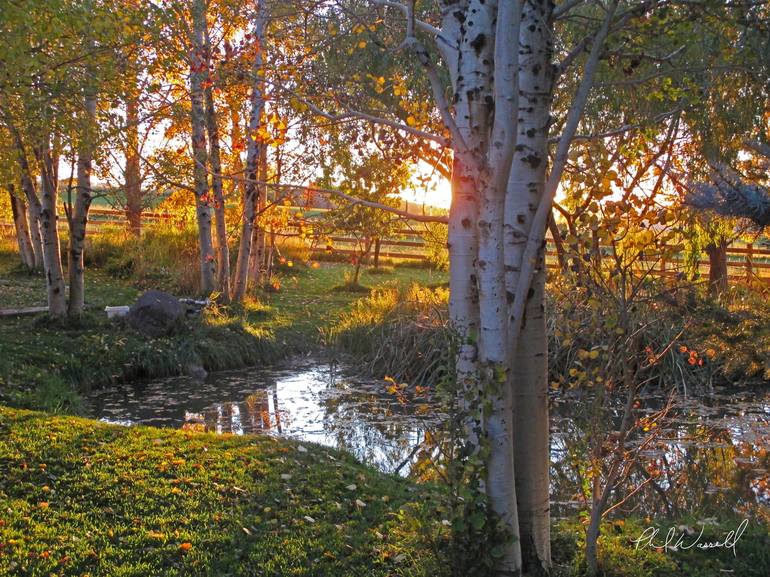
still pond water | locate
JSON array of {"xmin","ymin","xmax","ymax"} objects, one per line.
[{"xmin": 87, "ymin": 357, "xmax": 770, "ymax": 517}]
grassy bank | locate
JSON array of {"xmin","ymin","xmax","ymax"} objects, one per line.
[
  {"xmin": 551, "ymin": 518, "xmax": 770, "ymax": 577},
  {"xmin": 0, "ymin": 247, "xmax": 447, "ymax": 413},
  {"xmin": 0, "ymin": 406, "xmax": 445, "ymax": 576},
  {"xmin": 1, "ymin": 407, "xmax": 767, "ymax": 577}
]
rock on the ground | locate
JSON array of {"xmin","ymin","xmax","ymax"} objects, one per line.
[
  {"xmin": 127, "ymin": 290, "xmax": 184, "ymax": 337},
  {"xmin": 184, "ymin": 363, "xmax": 208, "ymax": 382}
]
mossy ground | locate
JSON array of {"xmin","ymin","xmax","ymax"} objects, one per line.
[{"xmin": 0, "ymin": 406, "xmax": 446, "ymax": 577}]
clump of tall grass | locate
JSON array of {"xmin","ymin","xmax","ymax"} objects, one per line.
[
  {"xmin": 277, "ymin": 236, "xmax": 312, "ymax": 263},
  {"xmin": 84, "ymin": 224, "xmax": 200, "ymax": 295},
  {"xmin": 331, "ymin": 270, "xmax": 371, "ymax": 293},
  {"xmin": 332, "ymin": 275, "xmax": 770, "ymax": 392},
  {"xmin": 331, "ymin": 283, "xmax": 454, "ymax": 386}
]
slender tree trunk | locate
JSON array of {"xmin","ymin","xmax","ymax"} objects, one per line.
[
  {"xmin": 373, "ymin": 237, "xmax": 381, "ymax": 269},
  {"xmin": 68, "ymin": 63, "xmax": 97, "ymax": 317},
  {"xmin": 706, "ymin": 240, "xmax": 728, "ymax": 297},
  {"xmin": 479, "ymin": 170, "xmax": 522, "ymax": 576},
  {"xmin": 225, "ymin": 84, "xmax": 244, "ymax": 203},
  {"xmin": 586, "ymin": 377, "xmax": 636, "ymax": 577},
  {"xmin": 203, "ymin": 27, "xmax": 231, "ymax": 303},
  {"xmin": 26, "ymin": 189, "xmax": 44, "ymax": 270},
  {"xmin": 504, "ymin": 2, "xmax": 554, "ymax": 573},
  {"xmin": 36, "ymin": 135, "xmax": 67, "ymax": 318},
  {"xmin": 247, "ymin": 143, "xmax": 267, "ymax": 284},
  {"xmin": 232, "ymin": 0, "xmax": 267, "ymax": 302},
  {"xmin": 448, "ymin": 1, "xmax": 524, "ymax": 573},
  {"xmin": 511, "ymin": 269, "xmax": 551, "ymax": 576},
  {"xmin": 124, "ymin": 72, "xmax": 142, "ymax": 236},
  {"xmin": 11, "ymin": 130, "xmax": 44, "ymax": 269},
  {"xmin": 190, "ymin": 0, "xmax": 216, "ymax": 296},
  {"xmin": 256, "ymin": 143, "xmax": 267, "ymax": 280},
  {"xmin": 7, "ymin": 184, "xmax": 35, "ymax": 269}
]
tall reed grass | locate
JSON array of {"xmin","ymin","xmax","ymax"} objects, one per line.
[
  {"xmin": 84, "ymin": 224, "xmax": 201, "ymax": 294},
  {"xmin": 331, "ymin": 283, "xmax": 454, "ymax": 386}
]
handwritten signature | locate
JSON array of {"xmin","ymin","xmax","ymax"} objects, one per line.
[{"xmin": 631, "ymin": 519, "xmax": 749, "ymax": 556}]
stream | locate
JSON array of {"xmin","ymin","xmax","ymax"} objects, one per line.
[
  {"xmin": 87, "ymin": 356, "xmax": 445, "ymax": 474},
  {"xmin": 86, "ymin": 357, "xmax": 770, "ymax": 518}
]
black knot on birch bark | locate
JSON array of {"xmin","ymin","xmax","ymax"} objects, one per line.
[
  {"xmin": 522, "ymin": 154, "xmax": 542, "ymax": 168},
  {"xmin": 470, "ymin": 33, "xmax": 486, "ymax": 55}
]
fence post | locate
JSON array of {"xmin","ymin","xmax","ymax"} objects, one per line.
[
  {"xmin": 746, "ymin": 242, "xmax": 753, "ymax": 284},
  {"xmin": 373, "ymin": 238, "xmax": 381, "ymax": 269}
]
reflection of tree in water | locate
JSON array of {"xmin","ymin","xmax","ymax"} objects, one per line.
[
  {"xmin": 197, "ymin": 383, "xmax": 286, "ymax": 435},
  {"xmin": 318, "ymin": 379, "xmax": 445, "ymax": 474},
  {"xmin": 550, "ymin": 390, "xmax": 770, "ymax": 520}
]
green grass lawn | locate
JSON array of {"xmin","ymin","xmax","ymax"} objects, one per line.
[
  {"xmin": 0, "ymin": 249, "xmax": 447, "ymax": 413},
  {"xmin": 259, "ymin": 263, "xmax": 447, "ymax": 343},
  {"xmin": 0, "ymin": 406, "xmax": 445, "ymax": 577}
]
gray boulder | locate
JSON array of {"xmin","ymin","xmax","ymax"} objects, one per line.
[{"xmin": 127, "ymin": 290, "xmax": 184, "ymax": 337}]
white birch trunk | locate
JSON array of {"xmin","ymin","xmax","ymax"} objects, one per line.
[
  {"xmin": 232, "ymin": 0, "xmax": 267, "ymax": 302},
  {"xmin": 203, "ymin": 25, "xmax": 231, "ymax": 303},
  {"xmin": 505, "ymin": 4, "xmax": 618, "ymax": 569},
  {"xmin": 36, "ymin": 135, "xmax": 67, "ymax": 318},
  {"xmin": 440, "ymin": 0, "xmax": 525, "ymax": 572},
  {"xmin": 504, "ymin": 1, "xmax": 554, "ymax": 572},
  {"xmin": 68, "ymin": 60, "xmax": 97, "ymax": 317},
  {"xmin": 7, "ymin": 183, "xmax": 36, "ymax": 269},
  {"xmin": 247, "ymin": 143, "xmax": 267, "ymax": 285},
  {"xmin": 12, "ymin": 133, "xmax": 44, "ymax": 269},
  {"xmin": 190, "ymin": 0, "xmax": 216, "ymax": 296}
]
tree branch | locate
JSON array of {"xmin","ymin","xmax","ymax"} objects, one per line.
[
  {"xmin": 509, "ymin": 0, "xmax": 619, "ymax": 345},
  {"xmin": 303, "ymin": 98, "xmax": 449, "ymax": 147}
]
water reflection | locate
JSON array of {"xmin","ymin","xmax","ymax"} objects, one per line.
[
  {"xmin": 550, "ymin": 388, "xmax": 770, "ymax": 520},
  {"xmin": 87, "ymin": 358, "xmax": 444, "ymax": 474},
  {"xmin": 87, "ymin": 359, "xmax": 770, "ymax": 517}
]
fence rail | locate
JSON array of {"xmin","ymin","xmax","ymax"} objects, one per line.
[{"xmin": 4, "ymin": 210, "xmax": 770, "ymax": 283}]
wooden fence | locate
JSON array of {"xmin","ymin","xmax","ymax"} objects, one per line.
[{"xmin": 4, "ymin": 208, "xmax": 770, "ymax": 283}]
